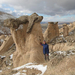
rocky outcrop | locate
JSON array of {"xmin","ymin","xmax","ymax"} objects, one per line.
[
  {"xmin": 0, "ymin": 35, "xmax": 6, "ymax": 40},
  {"xmin": 0, "ymin": 35, "xmax": 14, "ymax": 55},
  {"xmin": 4, "ymin": 13, "xmax": 45, "ymax": 67},
  {"xmin": 0, "ymin": 35, "xmax": 6, "ymax": 45},
  {"xmin": 59, "ymin": 22, "xmax": 75, "ymax": 36},
  {"xmin": 43, "ymin": 22, "xmax": 59, "ymax": 43},
  {"xmin": 54, "ymin": 22, "xmax": 59, "ymax": 37},
  {"xmin": 63, "ymin": 24, "xmax": 69, "ymax": 37},
  {"xmin": 72, "ymin": 22, "xmax": 75, "ymax": 26}
]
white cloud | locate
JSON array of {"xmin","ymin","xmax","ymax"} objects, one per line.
[
  {"xmin": 43, "ymin": 15, "xmax": 75, "ymax": 22},
  {"xmin": 0, "ymin": 0, "xmax": 75, "ymax": 22},
  {"xmin": 0, "ymin": 5, "xmax": 2, "ymax": 8},
  {"xmin": 0, "ymin": 0, "xmax": 75, "ymax": 16}
]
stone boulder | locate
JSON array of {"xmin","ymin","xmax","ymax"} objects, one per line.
[
  {"xmin": 43, "ymin": 22, "xmax": 59, "ymax": 43},
  {"xmin": 4, "ymin": 13, "xmax": 45, "ymax": 67}
]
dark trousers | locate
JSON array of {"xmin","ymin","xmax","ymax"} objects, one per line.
[{"xmin": 44, "ymin": 54, "xmax": 49, "ymax": 61}]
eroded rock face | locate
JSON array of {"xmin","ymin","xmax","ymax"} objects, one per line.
[
  {"xmin": 43, "ymin": 22, "xmax": 59, "ymax": 43},
  {"xmin": 0, "ymin": 35, "xmax": 14, "ymax": 55},
  {"xmin": 4, "ymin": 13, "xmax": 45, "ymax": 67},
  {"xmin": 54, "ymin": 22, "xmax": 59, "ymax": 37},
  {"xmin": 63, "ymin": 24, "xmax": 69, "ymax": 37},
  {"xmin": 4, "ymin": 13, "xmax": 43, "ymax": 33}
]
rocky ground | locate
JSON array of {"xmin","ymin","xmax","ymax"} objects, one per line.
[
  {"xmin": 0, "ymin": 33, "xmax": 75, "ymax": 75},
  {"xmin": 1, "ymin": 47, "xmax": 75, "ymax": 75}
]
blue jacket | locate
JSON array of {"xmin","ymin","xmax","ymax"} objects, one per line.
[{"xmin": 41, "ymin": 44, "xmax": 49, "ymax": 54}]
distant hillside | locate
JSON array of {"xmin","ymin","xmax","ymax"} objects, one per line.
[
  {"xmin": 0, "ymin": 11, "xmax": 15, "ymax": 35},
  {"xmin": 41, "ymin": 21, "xmax": 72, "ymax": 33},
  {"xmin": 0, "ymin": 11, "xmax": 15, "ymax": 19},
  {"xmin": 58, "ymin": 22, "xmax": 72, "ymax": 25},
  {"xmin": 0, "ymin": 11, "xmax": 15, "ymax": 26},
  {"xmin": 0, "ymin": 11, "xmax": 73, "ymax": 34},
  {"xmin": 41, "ymin": 21, "xmax": 72, "ymax": 25}
]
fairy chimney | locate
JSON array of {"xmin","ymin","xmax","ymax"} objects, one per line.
[
  {"xmin": 63, "ymin": 24, "xmax": 69, "ymax": 37},
  {"xmin": 4, "ymin": 13, "xmax": 45, "ymax": 67},
  {"xmin": 43, "ymin": 22, "xmax": 59, "ymax": 43}
]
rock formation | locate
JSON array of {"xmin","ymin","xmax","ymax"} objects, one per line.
[
  {"xmin": 0, "ymin": 35, "xmax": 6, "ymax": 40},
  {"xmin": 0, "ymin": 35, "xmax": 14, "ymax": 55},
  {"xmin": 72, "ymin": 22, "xmax": 75, "ymax": 26},
  {"xmin": 43, "ymin": 22, "xmax": 59, "ymax": 43},
  {"xmin": 54, "ymin": 22, "xmax": 59, "ymax": 37},
  {"xmin": 4, "ymin": 13, "xmax": 43, "ymax": 33},
  {"xmin": 4, "ymin": 13, "xmax": 45, "ymax": 67},
  {"xmin": 63, "ymin": 24, "xmax": 69, "ymax": 37},
  {"xmin": 0, "ymin": 35, "xmax": 6, "ymax": 45}
]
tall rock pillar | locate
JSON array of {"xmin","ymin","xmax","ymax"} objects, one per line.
[
  {"xmin": 43, "ymin": 22, "xmax": 59, "ymax": 43},
  {"xmin": 4, "ymin": 13, "xmax": 45, "ymax": 67},
  {"xmin": 63, "ymin": 24, "xmax": 69, "ymax": 37}
]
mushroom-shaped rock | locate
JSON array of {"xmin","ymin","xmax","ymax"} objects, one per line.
[
  {"xmin": 4, "ymin": 13, "xmax": 43, "ymax": 33},
  {"xmin": 27, "ymin": 13, "xmax": 43, "ymax": 33},
  {"xmin": 4, "ymin": 13, "xmax": 44, "ymax": 67},
  {"xmin": 63, "ymin": 24, "xmax": 69, "ymax": 37},
  {"xmin": 43, "ymin": 22, "xmax": 59, "ymax": 43}
]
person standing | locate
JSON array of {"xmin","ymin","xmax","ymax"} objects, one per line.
[{"xmin": 40, "ymin": 40, "xmax": 49, "ymax": 61}]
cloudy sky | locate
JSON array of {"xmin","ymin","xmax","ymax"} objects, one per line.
[{"xmin": 0, "ymin": 0, "xmax": 75, "ymax": 22}]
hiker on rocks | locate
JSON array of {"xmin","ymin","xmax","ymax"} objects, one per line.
[{"xmin": 40, "ymin": 40, "xmax": 49, "ymax": 61}]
